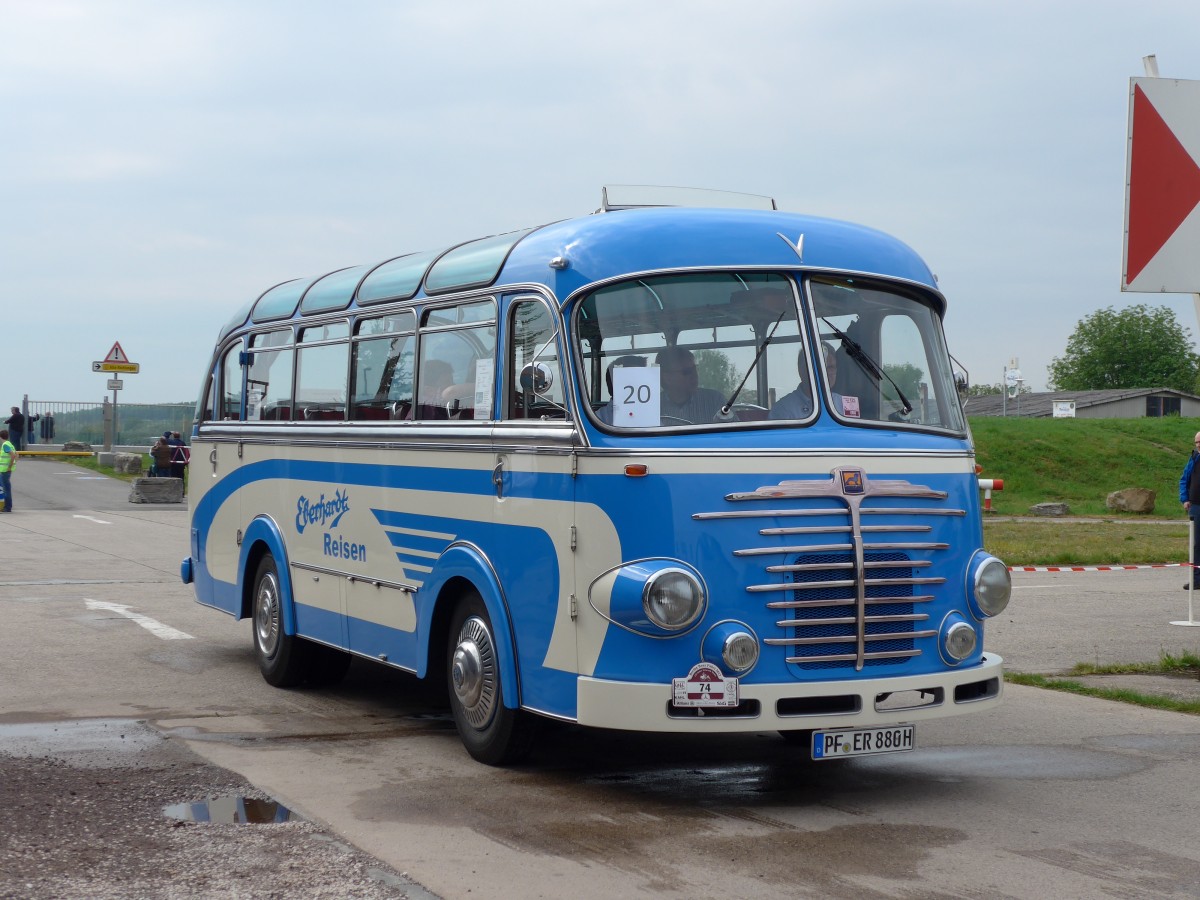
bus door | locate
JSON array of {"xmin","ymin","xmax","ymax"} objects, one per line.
[
  {"xmin": 191, "ymin": 336, "xmax": 261, "ymax": 614},
  {"xmin": 492, "ymin": 296, "xmax": 580, "ymax": 712}
]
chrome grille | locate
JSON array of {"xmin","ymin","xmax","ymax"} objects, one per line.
[{"xmin": 694, "ymin": 468, "xmax": 963, "ymax": 672}]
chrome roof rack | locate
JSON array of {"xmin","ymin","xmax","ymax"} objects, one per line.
[{"xmin": 598, "ymin": 184, "xmax": 777, "ymax": 213}]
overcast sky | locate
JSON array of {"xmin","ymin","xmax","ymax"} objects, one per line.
[{"xmin": 3, "ymin": 1, "xmax": 1199, "ymax": 405}]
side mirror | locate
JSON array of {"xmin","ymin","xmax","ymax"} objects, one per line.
[{"xmin": 520, "ymin": 362, "xmax": 554, "ymax": 395}]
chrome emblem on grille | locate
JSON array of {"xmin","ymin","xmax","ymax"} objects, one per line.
[{"xmin": 840, "ymin": 470, "xmax": 864, "ymax": 495}]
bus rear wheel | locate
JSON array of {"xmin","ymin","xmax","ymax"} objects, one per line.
[
  {"xmin": 252, "ymin": 553, "xmax": 310, "ymax": 687},
  {"xmin": 446, "ymin": 592, "xmax": 535, "ymax": 765}
]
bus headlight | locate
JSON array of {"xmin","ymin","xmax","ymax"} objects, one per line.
[
  {"xmin": 643, "ymin": 568, "xmax": 705, "ymax": 631},
  {"xmin": 970, "ymin": 553, "xmax": 1011, "ymax": 618},
  {"xmin": 940, "ymin": 614, "xmax": 978, "ymax": 664},
  {"xmin": 590, "ymin": 560, "xmax": 708, "ymax": 637}
]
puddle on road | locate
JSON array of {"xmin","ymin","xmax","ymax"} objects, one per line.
[
  {"xmin": 164, "ymin": 795, "xmax": 295, "ymax": 824},
  {"xmin": 854, "ymin": 744, "xmax": 1145, "ymax": 780}
]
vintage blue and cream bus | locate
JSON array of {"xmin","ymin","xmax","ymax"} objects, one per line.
[{"xmin": 182, "ymin": 186, "xmax": 1011, "ymax": 764}]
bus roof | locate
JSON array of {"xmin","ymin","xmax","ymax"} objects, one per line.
[{"xmin": 224, "ymin": 205, "xmax": 941, "ymax": 339}]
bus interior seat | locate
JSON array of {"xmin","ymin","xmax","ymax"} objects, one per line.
[
  {"xmin": 302, "ymin": 407, "xmax": 345, "ymax": 421},
  {"xmin": 352, "ymin": 404, "xmax": 391, "ymax": 421}
]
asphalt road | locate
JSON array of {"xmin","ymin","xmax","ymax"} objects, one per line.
[{"xmin": 2, "ymin": 458, "xmax": 1200, "ymax": 899}]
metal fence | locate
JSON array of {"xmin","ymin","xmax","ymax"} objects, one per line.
[{"xmin": 22, "ymin": 400, "xmax": 194, "ymax": 448}]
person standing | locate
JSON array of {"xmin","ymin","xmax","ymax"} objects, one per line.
[
  {"xmin": 1178, "ymin": 431, "xmax": 1200, "ymax": 589},
  {"xmin": 5, "ymin": 407, "xmax": 24, "ymax": 451},
  {"xmin": 168, "ymin": 431, "xmax": 188, "ymax": 482},
  {"xmin": 151, "ymin": 432, "xmax": 172, "ymax": 477},
  {"xmin": 0, "ymin": 429, "xmax": 16, "ymax": 512}
]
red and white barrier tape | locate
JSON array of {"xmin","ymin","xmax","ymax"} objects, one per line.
[{"xmin": 1009, "ymin": 563, "xmax": 1183, "ymax": 573}]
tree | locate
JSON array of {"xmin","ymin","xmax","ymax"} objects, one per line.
[
  {"xmin": 695, "ymin": 350, "xmax": 739, "ymax": 397},
  {"xmin": 1048, "ymin": 304, "xmax": 1200, "ymax": 393},
  {"xmin": 967, "ymin": 383, "xmax": 1003, "ymax": 397},
  {"xmin": 965, "ymin": 382, "xmax": 1030, "ymax": 397},
  {"xmin": 882, "ymin": 363, "xmax": 925, "ymax": 404}
]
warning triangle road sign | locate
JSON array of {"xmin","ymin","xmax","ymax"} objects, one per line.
[{"xmin": 104, "ymin": 342, "xmax": 128, "ymax": 363}]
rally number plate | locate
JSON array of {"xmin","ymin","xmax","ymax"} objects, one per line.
[
  {"xmin": 671, "ymin": 662, "xmax": 739, "ymax": 707},
  {"xmin": 811, "ymin": 724, "xmax": 915, "ymax": 760}
]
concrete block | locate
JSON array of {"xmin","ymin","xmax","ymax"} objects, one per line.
[{"xmin": 129, "ymin": 477, "xmax": 184, "ymax": 504}]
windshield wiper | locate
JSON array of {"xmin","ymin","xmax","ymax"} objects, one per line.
[
  {"xmin": 820, "ymin": 318, "xmax": 913, "ymax": 416},
  {"xmin": 716, "ymin": 310, "xmax": 787, "ymax": 420}
]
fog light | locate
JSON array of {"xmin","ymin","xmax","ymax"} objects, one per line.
[
  {"xmin": 944, "ymin": 621, "xmax": 977, "ymax": 662},
  {"xmin": 722, "ymin": 632, "xmax": 759, "ymax": 673}
]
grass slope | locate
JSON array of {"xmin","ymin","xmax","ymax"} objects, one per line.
[{"xmin": 969, "ymin": 416, "xmax": 1197, "ymax": 518}]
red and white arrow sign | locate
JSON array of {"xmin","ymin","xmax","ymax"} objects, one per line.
[{"xmin": 1123, "ymin": 77, "xmax": 1200, "ymax": 293}]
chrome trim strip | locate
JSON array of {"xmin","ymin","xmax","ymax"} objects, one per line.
[
  {"xmin": 861, "ymin": 507, "xmax": 965, "ymax": 517},
  {"xmin": 775, "ymin": 649, "xmax": 924, "ymax": 663},
  {"xmin": 291, "ymin": 560, "xmax": 418, "ymax": 593},
  {"xmin": 774, "ymin": 628, "xmax": 938, "ymax": 646},
  {"xmin": 765, "ymin": 595, "xmax": 935, "ymax": 609},
  {"xmin": 735, "ymin": 543, "xmax": 853, "ymax": 556}
]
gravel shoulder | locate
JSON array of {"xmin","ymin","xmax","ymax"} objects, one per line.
[{"xmin": 0, "ymin": 719, "xmax": 436, "ymax": 900}]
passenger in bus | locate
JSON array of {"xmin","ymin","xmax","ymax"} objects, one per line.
[
  {"xmin": 770, "ymin": 343, "xmax": 843, "ymax": 419},
  {"xmin": 655, "ymin": 346, "xmax": 725, "ymax": 424},
  {"xmin": 416, "ymin": 359, "xmax": 478, "ymax": 419},
  {"xmin": 594, "ymin": 355, "xmax": 647, "ymax": 424},
  {"xmin": 821, "ymin": 342, "xmax": 848, "ymax": 415},
  {"xmin": 769, "ymin": 347, "xmax": 815, "ymax": 420}
]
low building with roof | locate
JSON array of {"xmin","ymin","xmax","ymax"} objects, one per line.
[{"xmin": 964, "ymin": 388, "xmax": 1200, "ymax": 418}]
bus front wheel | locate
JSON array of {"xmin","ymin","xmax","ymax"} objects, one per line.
[
  {"xmin": 446, "ymin": 592, "xmax": 535, "ymax": 765},
  {"xmin": 252, "ymin": 553, "xmax": 309, "ymax": 687}
]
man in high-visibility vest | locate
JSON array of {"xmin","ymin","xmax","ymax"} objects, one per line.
[{"xmin": 0, "ymin": 429, "xmax": 15, "ymax": 513}]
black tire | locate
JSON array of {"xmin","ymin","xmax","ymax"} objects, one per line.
[
  {"xmin": 446, "ymin": 591, "xmax": 535, "ymax": 765},
  {"xmin": 307, "ymin": 644, "xmax": 352, "ymax": 687},
  {"xmin": 252, "ymin": 554, "xmax": 311, "ymax": 687}
]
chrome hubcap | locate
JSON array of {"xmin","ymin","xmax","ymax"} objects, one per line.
[
  {"xmin": 254, "ymin": 571, "xmax": 281, "ymax": 657},
  {"xmin": 451, "ymin": 615, "xmax": 496, "ymax": 728}
]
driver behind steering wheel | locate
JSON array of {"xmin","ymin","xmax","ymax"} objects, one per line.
[{"xmin": 655, "ymin": 346, "xmax": 725, "ymax": 424}]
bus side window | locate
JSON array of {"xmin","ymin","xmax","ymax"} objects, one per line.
[
  {"xmin": 220, "ymin": 344, "xmax": 243, "ymax": 420},
  {"xmin": 416, "ymin": 304, "xmax": 497, "ymax": 421},
  {"xmin": 351, "ymin": 334, "xmax": 414, "ymax": 420},
  {"xmin": 295, "ymin": 326, "xmax": 349, "ymax": 421},
  {"xmin": 416, "ymin": 331, "xmax": 495, "ymax": 420},
  {"xmin": 507, "ymin": 300, "xmax": 566, "ymax": 420},
  {"xmin": 352, "ymin": 311, "xmax": 416, "ymax": 420},
  {"xmin": 248, "ymin": 329, "xmax": 295, "ymax": 421}
]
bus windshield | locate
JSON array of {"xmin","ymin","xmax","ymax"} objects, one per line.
[{"xmin": 574, "ymin": 271, "xmax": 964, "ymax": 432}]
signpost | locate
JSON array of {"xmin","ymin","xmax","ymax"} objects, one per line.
[
  {"xmin": 91, "ymin": 342, "xmax": 138, "ymax": 451},
  {"xmin": 1123, "ymin": 74, "xmax": 1200, "ymax": 294},
  {"xmin": 1124, "ymin": 58, "xmax": 1200, "ymax": 629}
]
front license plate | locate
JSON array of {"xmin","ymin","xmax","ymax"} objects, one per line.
[{"xmin": 811, "ymin": 724, "xmax": 915, "ymax": 760}]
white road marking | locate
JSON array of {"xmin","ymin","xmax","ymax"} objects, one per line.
[
  {"xmin": 84, "ymin": 599, "xmax": 194, "ymax": 640},
  {"xmin": 73, "ymin": 514, "xmax": 111, "ymax": 525}
]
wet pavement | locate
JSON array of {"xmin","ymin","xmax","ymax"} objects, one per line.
[{"xmin": 2, "ymin": 463, "xmax": 1200, "ymax": 897}]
